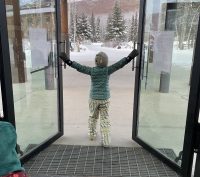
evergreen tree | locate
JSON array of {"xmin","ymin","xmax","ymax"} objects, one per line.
[
  {"xmin": 87, "ymin": 19, "xmax": 92, "ymax": 41},
  {"xmin": 111, "ymin": 0, "xmax": 126, "ymax": 42},
  {"xmin": 76, "ymin": 13, "xmax": 92, "ymax": 41},
  {"xmin": 101, "ymin": 27, "xmax": 106, "ymax": 42},
  {"xmin": 133, "ymin": 13, "xmax": 138, "ymax": 42},
  {"xmin": 90, "ymin": 12, "xmax": 96, "ymax": 42},
  {"xmin": 70, "ymin": 10, "xmax": 75, "ymax": 41},
  {"xmin": 96, "ymin": 17, "xmax": 101, "ymax": 41},
  {"xmin": 106, "ymin": 14, "xmax": 114, "ymax": 40},
  {"xmin": 69, "ymin": 2, "xmax": 78, "ymax": 43},
  {"xmin": 128, "ymin": 13, "xmax": 138, "ymax": 43},
  {"xmin": 128, "ymin": 15, "xmax": 135, "ymax": 42}
]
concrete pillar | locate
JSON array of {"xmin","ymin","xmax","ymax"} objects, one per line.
[
  {"xmin": 45, "ymin": 52, "xmax": 55, "ymax": 90},
  {"xmin": 60, "ymin": 0, "xmax": 69, "ymax": 55},
  {"xmin": 148, "ymin": 0, "xmax": 161, "ymax": 64},
  {"xmin": 158, "ymin": 3, "xmax": 171, "ymax": 93},
  {"xmin": 12, "ymin": 0, "xmax": 26, "ymax": 83},
  {"xmin": 159, "ymin": 71, "xmax": 170, "ymax": 93}
]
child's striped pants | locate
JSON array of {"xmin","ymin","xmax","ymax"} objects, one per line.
[{"xmin": 88, "ymin": 99, "xmax": 110, "ymax": 147}]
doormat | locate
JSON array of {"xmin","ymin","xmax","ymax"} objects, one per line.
[{"xmin": 24, "ymin": 145, "xmax": 181, "ymax": 177}]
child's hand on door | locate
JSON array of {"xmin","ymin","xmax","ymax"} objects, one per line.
[{"xmin": 59, "ymin": 52, "xmax": 73, "ymax": 66}]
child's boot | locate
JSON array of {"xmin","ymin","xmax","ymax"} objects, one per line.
[{"xmin": 101, "ymin": 128, "xmax": 111, "ymax": 147}]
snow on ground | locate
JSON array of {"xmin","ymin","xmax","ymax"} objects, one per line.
[
  {"xmin": 70, "ymin": 43, "xmax": 133, "ymax": 62},
  {"xmin": 70, "ymin": 43, "xmax": 193, "ymax": 68},
  {"xmin": 23, "ymin": 42, "xmax": 193, "ymax": 68},
  {"xmin": 172, "ymin": 49, "xmax": 193, "ymax": 68}
]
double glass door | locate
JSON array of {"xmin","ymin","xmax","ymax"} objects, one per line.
[
  {"xmin": 133, "ymin": 0, "xmax": 200, "ymax": 176},
  {"xmin": 1, "ymin": 0, "xmax": 200, "ymax": 175},
  {"xmin": 0, "ymin": 0, "xmax": 63, "ymax": 159}
]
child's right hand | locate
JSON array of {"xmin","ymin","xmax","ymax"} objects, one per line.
[
  {"xmin": 59, "ymin": 52, "xmax": 73, "ymax": 66},
  {"xmin": 128, "ymin": 49, "xmax": 139, "ymax": 59}
]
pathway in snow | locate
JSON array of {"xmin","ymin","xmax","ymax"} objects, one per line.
[{"xmin": 70, "ymin": 43, "xmax": 132, "ymax": 62}]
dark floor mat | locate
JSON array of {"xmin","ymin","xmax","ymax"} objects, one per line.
[
  {"xmin": 29, "ymin": 175, "xmax": 81, "ymax": 177},
  {"xmin": 24, "ymin": 145, "xmax": 181, "ymax": 177},
  {"xmin": 159, "ymin": 148, "xmax": 179, "ymax": 161}
]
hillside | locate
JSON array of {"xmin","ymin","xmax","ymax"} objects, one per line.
[{"xmin": 70, "ymin": 0, "xmax": 139, "ymax": 15}]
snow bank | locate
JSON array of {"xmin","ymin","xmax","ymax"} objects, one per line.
[
  {"xmin": 172, "ymin": 49, "xmax": 193, "ymax": 68},
  {"xmin": 70, "ymin": 43, "xmax": 193, "ymax": 68},
  {"xmin": 70, "ymin": 43, "xmax": 132, "ymax": 62}
]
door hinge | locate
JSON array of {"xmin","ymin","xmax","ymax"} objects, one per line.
[{"xmin": 194, "ymin": 123, "xmax": 200, "ymax": 153}]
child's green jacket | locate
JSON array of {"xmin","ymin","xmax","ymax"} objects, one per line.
[
  {"xmin": 0, "ymin": 121, "xmax": 24, "ymax": 176},
  {"xmin": 71, "ymin": 57, "xmax": 128, "ymax": 100}
]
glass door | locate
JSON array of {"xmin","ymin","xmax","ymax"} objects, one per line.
[
  {"xmin": 0, "ymin": 0, "xmax": 63, "ymax": 159},
  {"xmin": 133, "ymin": 0, "xmax": 200, "ymax": 175}
]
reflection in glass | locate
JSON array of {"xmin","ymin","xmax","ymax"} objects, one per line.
[
  {"xmin": 137, "ymin": 0, "xmax": 200, "ymax": 165},
  {"xmin": 5, "ymin": 0, "xmax": 58, "ymax": 154}
]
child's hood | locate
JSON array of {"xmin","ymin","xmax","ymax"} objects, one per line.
[
  {"xmin": 0, "ymin": 121, "xmax": 23, "ymax": 175},
  {"xmin": 0, "ymin": 121, "xmax": 16, "ymax": 157}
]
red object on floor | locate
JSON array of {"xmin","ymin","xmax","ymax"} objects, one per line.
[{"xmin": 2, "ymin": 171, "xmax": 28, "ymax": 177}]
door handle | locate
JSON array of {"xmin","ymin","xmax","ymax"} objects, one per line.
[
  {"xmin": 59, "ymin": 40, "xmax": 68, "ymax": 69},
  {"xmin": 132, "ymin": 57, "xmax": 137, "ymax": 71},
  {"xmin": 132, "ymin": 42, "xmax": 140, "ymax": 71}
]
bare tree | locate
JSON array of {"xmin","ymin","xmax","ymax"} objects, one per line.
[{"xmin": 175, "ymin": 2, "xmax": 200, "ymax": 50}]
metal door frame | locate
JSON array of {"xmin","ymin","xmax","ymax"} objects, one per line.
[
  {"xmin": 132, "ymin": 0, "xmax": 200, "ymax": 176},
  {"xmin": 0, "ymin": 0, "xmax": 64, "ymax": 163}
]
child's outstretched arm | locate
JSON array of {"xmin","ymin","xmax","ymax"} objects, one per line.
[
  {"xmin": 59, "ymin": 52, "xmax": 91, "ymax": 75},
  {"xmin": 108, "ymin": 49, "xmax": 139, "ymax": 75}
]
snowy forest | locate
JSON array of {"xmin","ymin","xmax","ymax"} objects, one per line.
[
  {"xmin": 69, "ymin": 1, "xmax": 138, "ymax": 50},
  {"xmin": 69, "ymin": 0, "xmax": 200, "ymax": 51}
]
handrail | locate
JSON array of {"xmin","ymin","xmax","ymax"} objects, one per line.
[{"xmin": 30, "ymin": 66, "xmax": 48, "ymax": 74}]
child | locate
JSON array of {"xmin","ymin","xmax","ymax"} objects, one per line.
[
  {"xmin": 59, "ymin": 49, "xmax": 138, "ymax": 147},
  {"xmin": 0, "ymin": 121, "xmax": 28, "ymax": 177}
]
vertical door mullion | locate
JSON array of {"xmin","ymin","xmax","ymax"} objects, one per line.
[
  {"xmin": 182, "ymin": 15, "xmax": 200, "ymax": 177},
  {"xmin": 0, "ymin": 0, "xmax": 16, "ymax": 126},
  {"xmin": 132, "ymin": 0, "xmax": 146, "ymax": 139},
  {"xmin": 55, "ymin": 0, "xmax": 64, "ymax": 134}
]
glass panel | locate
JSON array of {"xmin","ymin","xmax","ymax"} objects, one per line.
[
  {"xmin": 137, "ymin": 0, "xmax": 200, "ymax": 165},
  {"xmin": 5, "ymin": 0, "xmax": 58, "ymax": 153}
]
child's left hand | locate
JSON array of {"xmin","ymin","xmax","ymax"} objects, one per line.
[
  {"xmin": 127, "ymin": 49, "xmax": 139, "ymax": 59},
  {"xmin": 59, "ymin": 52, "xmax": 73, "ymax": 66}
]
